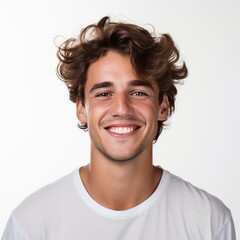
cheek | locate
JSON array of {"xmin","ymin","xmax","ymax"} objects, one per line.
[
  {"xmin": 145, "ymin": 103, "xmax": 161, "ymax": 125},
  {"xmin": 134, "ymin": 104, "xmax": 159, "ymax": 130},
  {"xmin": 141, "ymin": 100, "xmax": 159, "ymax": 115},
  {"xmin": 87, "ymin": 102, "xmax": 109, "ymax": 124}
]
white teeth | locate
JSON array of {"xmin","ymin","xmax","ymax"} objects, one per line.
[{"xmin": 109, "ymin": 127, "xmax": 134, "ymax": 134}]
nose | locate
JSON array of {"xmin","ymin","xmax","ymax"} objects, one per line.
[{"xmin": 110, "ymin": 92, "xmax": 133, "ymax": 117}]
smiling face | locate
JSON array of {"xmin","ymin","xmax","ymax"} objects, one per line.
[{"xmin": 77, "ymin": 51, "xmax": 168, "ymax": 162}]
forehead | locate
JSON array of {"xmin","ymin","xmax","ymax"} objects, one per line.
[
  {"xmin": 86, "ymin": 51, "xmax": 155, "ymax": 89},
  {"xmin": 87, "ymin": 51, "xmax": 135, "ymax": 80}
]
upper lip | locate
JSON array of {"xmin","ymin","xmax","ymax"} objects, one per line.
[
  {"xmin": 105, "ymin": 125, "xmax": 140, "ymax": 130},
  {"xmin": 103, "ymin": 121, "xmax": 142, "ymax": 129}
]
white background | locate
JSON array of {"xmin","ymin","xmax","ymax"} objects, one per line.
[{"xmin": 0, "ymin": 0, "xmax": 239, "ymax": 237}]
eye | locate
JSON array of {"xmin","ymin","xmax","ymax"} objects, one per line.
[
  {"xmin": 95, "ymin": 92, "xmax": 112, "ymax": 97},
  {"xmin": 131, "ymin": 91, "xmax": 149, "ymax": 98},
  {"xmin": 132, "ymin": 91, "xmax": 148, "ymax": 96}
]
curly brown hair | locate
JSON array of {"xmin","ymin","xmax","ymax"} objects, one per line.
[{"xmin": 56, "ymin": 16, "xmax": 188, "ymax": 141}]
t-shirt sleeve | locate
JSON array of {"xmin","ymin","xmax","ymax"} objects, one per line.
[
  {"xmin": 215, "ymin": 216, "xmax": 236, "ymax": 240},
  {"xmin": 1, "ymin": 215, "xmax": 26, "ymax": 240}
]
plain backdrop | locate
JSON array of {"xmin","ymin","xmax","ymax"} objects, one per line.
[{"xmin": 0, "ymin": 0, "xmax": 239, "ymax": 237}]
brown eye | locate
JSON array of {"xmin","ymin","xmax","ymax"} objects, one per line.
[
  {"xmin": 130, "ymin": 91, "xmax": 149, "ymax": 100},
  {"xmin": 132, "ymin": 91, "xmax": 147, "ymax": 96},
  {"xmin": 96, "ymin": 92, "xmax": 112, "ymax": 97}
]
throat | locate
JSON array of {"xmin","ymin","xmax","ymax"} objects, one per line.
[{"xmin": 79, "ymin": 165, "xmax": 162, "ymax": 210}]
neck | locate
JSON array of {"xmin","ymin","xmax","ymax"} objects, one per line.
[{"xmin": 80, "ymin": 148, "xmax": 162, "ymax": 210}]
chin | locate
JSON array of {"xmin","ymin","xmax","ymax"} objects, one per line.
[{"xmin": 101, "ymin": 148, "xmax": 144, "ymax": 163}]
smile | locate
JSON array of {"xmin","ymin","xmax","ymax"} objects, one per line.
[
  {"xmin": 109, "ymin": 127, "xmax": 135, "ymax": 134},
  {"xmin": 105, "ymin": 124, "xmax": 141, "ymax": 137}
]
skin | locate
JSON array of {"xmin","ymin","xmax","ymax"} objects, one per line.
[{"xmin": 76, "ymin": 51, "xmax": 169, "ymax": 210}]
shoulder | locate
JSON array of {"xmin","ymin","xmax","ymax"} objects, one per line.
[
  {"xmin": 12, "ymin": 169, "xmax": 78, "ymax": 223},
  {"xmin": 2, "ymin": 170, "xmax": 80, "ymax": 239},
  {"xmin": 164, "ymin": 170, "xmax": 231, "ymax": 215},
  {"xmin": 162, "ymin": 170, "xmax": 233, "ymax": 237}
]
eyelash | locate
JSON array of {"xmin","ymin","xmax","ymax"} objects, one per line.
[
  {"xmin": 96, "ymin": 92, "xmax": 112, "ymax": 97},
  {"xmin": 95, "ymin": 90, "xmax": 149, "ymax": 98},
  {"xmin": 131, "ymin": 91, "xmax": 148, "ymax": 96}
]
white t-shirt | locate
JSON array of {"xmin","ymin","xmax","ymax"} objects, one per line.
[{"xmin": 2, "ymin": 169, "xmax": 236, "ymax": 240}]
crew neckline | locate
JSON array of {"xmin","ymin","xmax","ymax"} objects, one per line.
[{"xmin": 73, "ymin": 167, "xmax": 169, "ymax": 220}]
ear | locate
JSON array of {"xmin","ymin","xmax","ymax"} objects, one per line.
[
  {"xmin": 158, "ymin": 95, "xmax": 169, "ymax": 121},
  {"xmin": 76, "ymin": 99, "xmax": 87, "ymax": 124}
]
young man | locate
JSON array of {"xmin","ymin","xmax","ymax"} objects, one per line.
[{"xmin": 2, "ymin": 16, "xmax": 235, "ymax": 239}]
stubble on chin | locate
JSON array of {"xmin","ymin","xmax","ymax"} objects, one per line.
[{"xmin": 95, "ymin": 144, "xmax": 145, "ymax": 164}]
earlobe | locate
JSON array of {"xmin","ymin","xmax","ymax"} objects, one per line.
[
  {"xmin": 76, "ymin": 99, "xmax": 87, "ymax": 124},
  {"xmin": 158, "ymin": 95, "xmax": 169, "ymax": 121}
]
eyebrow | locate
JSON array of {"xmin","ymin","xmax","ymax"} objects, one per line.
[
  {"xmin": 89, "ymin": 81, "xmax": 113, "ymax": 94},
  {"xmin": 128, "ymin": 80, "xmax": 154, "ymax": 90},
  {"xmin": 89, "ymin": 79, "xmax": 154, "ymax": 94}
]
